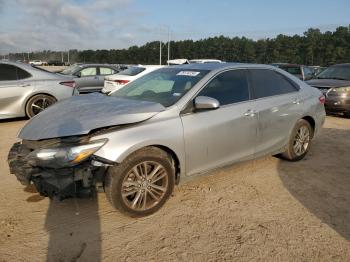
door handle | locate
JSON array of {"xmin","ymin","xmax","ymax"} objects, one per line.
[
  {"xmin": 19, "ymin": 83, "xmax": 30, "ymax": 87},
  {"xmin": 244, "ymin": 109, "xmax": 256, "ymax": 117},
  {"xmin": 293, "ymin": 99, "xmax": 300, "ymax": 105}
]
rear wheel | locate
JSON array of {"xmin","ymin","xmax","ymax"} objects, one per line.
[
  {"xmin": 281, "ymin": 119, "xmax": 313, "ymax": 161},
  {"xmin": 105, "ymin": 147, "xmax": 175, "ymax": 217},
  {"xmin": 343, "ymin": 111, "xmax": 350, "ymax": 118},
  {"xmin": 25, "ymin": 94, "xmax": 57, "ymax": 118}
]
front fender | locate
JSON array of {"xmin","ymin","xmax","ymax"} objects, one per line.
[{"xmin": 91, "ymin": 115, "xmax": 186, "ymax": 176}]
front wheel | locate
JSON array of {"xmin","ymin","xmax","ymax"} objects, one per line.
[
  {"xmin": 25, "ymin": 94, "xmax": 57, "ymax": 118},
  {"xmin": 281, "ymin": 119, "xmax": 313, "ymax": 161},
  {"xmin": 105, "ymin": 147, "xmax": 175, "ymax": 217}
]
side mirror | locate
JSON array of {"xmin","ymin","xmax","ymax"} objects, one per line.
[
  {"xmin": 194, "ymin": 96, "xmax": 220, "ymax": 110},
  {"xmin": 75, "ymin": 72, "xmax": 81, "ymax": 78}
]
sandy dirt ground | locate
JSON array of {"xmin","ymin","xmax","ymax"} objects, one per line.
[{"xmin": 0, "ymin": 116, "xmax": 349, "ymax": 261}]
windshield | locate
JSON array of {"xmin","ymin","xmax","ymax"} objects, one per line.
[
  {"xmin": 60, "ymin": 64, "xmax": 81, "ymax": 75},
  {"xmin": 110, "ymin": 68, "xmax": 209, "ymax": 107},
  {"xmin": 317, "ymin": 66, "xmax": 350, "ymax": 80},
  {"xmin": 118, "ymin": 66, "xmax": 146, "ymax": 76}
]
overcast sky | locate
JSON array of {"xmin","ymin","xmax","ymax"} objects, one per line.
[{"xmin": 1, "ymin": 0, "xmax": 350, "ymax": 54}]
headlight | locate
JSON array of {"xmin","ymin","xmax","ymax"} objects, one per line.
[
  {"xmin": 334, "ymin": 87, "xmax": 350, "ymax": 92},
  {"xmin": 26, "ymin": 139, "xmax": 107, "ymax": 168}
]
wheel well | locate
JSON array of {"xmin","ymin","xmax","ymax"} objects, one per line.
[
  {"xmin": 24, "ymin": 93, "xmax": 57, "ymax": 117},
  {"xmin": 302, "ymin": 116, "xmax": 315, "ymax": 137},
  {"xmin": 152, "ymin": 145, "xmax": 181, "ymax": 185}
]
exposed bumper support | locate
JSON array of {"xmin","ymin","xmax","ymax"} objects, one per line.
[{"xmin": 8, "ymin": 142, "xmax": 108, "ymax": 200}]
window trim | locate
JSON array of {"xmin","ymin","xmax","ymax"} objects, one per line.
[{"xmin": 247, "ymin": 68, "xmax": 300, "ymax": 101}]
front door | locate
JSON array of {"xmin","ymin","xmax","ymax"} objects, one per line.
[{"xmin": 180, "ymin": 69, "xmax": 258, "ymax": 176}]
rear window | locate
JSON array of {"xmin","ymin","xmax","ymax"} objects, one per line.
[
  {"xmin": 0, "ymin": 64, "xmax": 31, "ymax": 81},
  {"xmin": 119, "ymin": 67, "xmax": 146, "ymax": 76}
]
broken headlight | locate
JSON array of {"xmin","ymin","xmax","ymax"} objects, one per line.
[{"xmin": 26, "ymin": 139, "xmax": 107, "ymax": 168}]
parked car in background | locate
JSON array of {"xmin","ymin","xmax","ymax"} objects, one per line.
[
  {"xmin": 189, "ymin": 59, "xmax": 223, "ymax": 64},
  {"xmin": 47, "ymin": 60, "xmax": 65, "ymax": 66},
  {"xmin": 0, "ymin": 61, "xmax": 76, "ymax": 119},
  {"xmin": 102, "ymin": 65, "xmax": 163, "ymax": 94},
  {"xmin": 8, "ymin": 63, "xmax": 325, "ymax": 217},
  {"xmin": 308, "ymin": 66, "xmax": 327, "ymax": 76},
  {"xmin": 272, "ymin": 63, "xmax": 314, "ymax": 81},
  {"xmin": 167, "ymin": 59, "xmax": 190, "ymax": 65},
  {"xmin": 60, "ymin": 64, "xmax": 120, "ymax": 93},
  {"xmin": 307, "ymin": 63, "xmax": 350, "ymax": 117},
  {"xmin": 29, "ymin": 60, "xmax": 44, "ymax": 66}
]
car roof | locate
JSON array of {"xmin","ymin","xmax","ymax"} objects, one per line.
[
  {"xmin": 170, "ymin": 62, "xmax": 275, "ymax": 71},
  {"xmin": 272, "ymin": 63, "xmax": 303, "ymax": 67},
  {"xmin": 78, "ymin": 63, "xmax": 118, "ymax": 67},
  {"xmin": 332, "ymin": 63, "xmax": 350, "ymax": 67}
]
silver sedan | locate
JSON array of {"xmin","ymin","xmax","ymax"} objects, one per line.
[
  {"xmin": 8, "ymin": 63, "xmax": 325, "ymax": 217},
  {"xmin": 0, "ymin": 61, "xmax": 77, "ymax": 119}
]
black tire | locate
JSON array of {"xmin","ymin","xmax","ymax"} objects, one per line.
[
  {"xmin": 105, "ymin": 147, "xmax": 175, "ymax": 217},
  {"xmin": 25, "ymin": 94, "xmax": 57, "ymax": 118},
  {"xmin": 343, "ymin": 111, "xmax": 350, "ymax": 118},
  {"xmin": 281, "ymin": 119, "xmax": 313, "ymax": 161}
]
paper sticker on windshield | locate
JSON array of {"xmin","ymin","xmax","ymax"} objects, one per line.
[{"xmin": 176, "ymin": 71, "xmax": 200, "ymax": 77}]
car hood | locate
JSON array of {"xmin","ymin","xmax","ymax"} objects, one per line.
[
  {"xmin": 19, "ymin": 93, "xmax": 165, "ymax": 140},
  {"xmin": 306, "ymin": 79, "xmax": 350, "ymax": 88}
]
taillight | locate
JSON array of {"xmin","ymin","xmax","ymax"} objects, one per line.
[
  {"xmin": 319, "ymin": 95, "xmax": 326, "ymax": 104},
  {"xmin": 113, "ymin": 79, "xmax": 129, "ymax": 85},
  {"xmin": 60, "ymin": 81, "xmax": 76, "ymax": 88}
]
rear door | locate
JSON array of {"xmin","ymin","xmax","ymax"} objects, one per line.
[
  {"xmin": 248, "ymin": 69, "xmax": 303, "ymax": 157},
  {"xmin": 0, "ymin": 64, "xmax": 33, "ymax": 117},
  {"xmin": 181, "ymin": 69, "xmax": 258, "ymax": 176},
  {"xmin": 75, "ymin": 66, "xmax": 100, "ymax": 93},
  {"xmin": 98, "ymin": 66, "xmax": 117, "ymax": 88}
]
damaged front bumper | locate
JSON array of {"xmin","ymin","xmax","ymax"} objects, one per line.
[{"xmin": 8, "ymin": 141, "xmax": 110, "ymax": 200}]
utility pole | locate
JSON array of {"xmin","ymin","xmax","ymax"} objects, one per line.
[
  {"xmin": 67, "ymin": 50, "xmax": 70, "ymax": 65},
  {"xmin": 167, "ymin": 27, "xmax": 171, "ymax": 65},
  {"xmin": 159, "ymin": 41, "xmax": 162, "ymax": 65},
  {"xmin": 61, "ymin": 51, "xmax": 64, "ymax": 63}
]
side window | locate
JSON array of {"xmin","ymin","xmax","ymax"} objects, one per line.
[
  {"xmin": 249, "ymin": 69, "xmax": 298, "ymax": 99},
  {"xmin": 17, "ymin": 67, "xmax": 31, "ymax": 79},
  {"xmin": 100, "ymin": 67, "xmax": 115, "ymax": 75},
  {"xmin": 79, "ymin": 67, "xmax": 97, "ymax": 77},
  {"xmin": 303, "ymin": 67, "xmax": 313, "ymax": 77},
  {"xmin": 0, "ymin": 64, "xmax": 18, "ymax": 81},
  {"xmin": 197, "ymin": 70, "xmax": 250, "ymax": 106}
]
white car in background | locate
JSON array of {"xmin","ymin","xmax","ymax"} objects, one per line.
[
  {"xmin": 189, "ymin": 59, "xmax": 223, "ymax": 64},
  {"xmin": 29, "ymin": 60, "xmax": 44, "ymax": 66},
  {"xmin": 102, "ymin": 65, "xmax": 163, "ymax": 94}
]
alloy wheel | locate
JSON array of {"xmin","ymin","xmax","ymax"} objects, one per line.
[
  {"xmin": 28, "ymin": 95, "xmax": 56, "ymax": 117},
  {"xmin": 293, "ymin": 126, "xmax": 310, "ymax": 156},
  {"xmin": 121, "ymin": 161, "xmax": 169, "ymax": 211}
]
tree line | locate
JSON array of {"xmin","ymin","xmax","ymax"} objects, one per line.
[{"xmin": 8, "ymin": 26, "xmax": 350, "ymax": 66}]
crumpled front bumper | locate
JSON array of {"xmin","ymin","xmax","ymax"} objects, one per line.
[
  {"xmin": 8, "ymin": 142, "xmax": 39, "ymax": 185},
  {"xmin": 7, "ymin": 142, "xmax": 106, "ymax": 200}
]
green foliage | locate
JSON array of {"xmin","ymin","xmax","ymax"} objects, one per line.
[{"xmin": 8, "ymin": 26, "xmax": 350, "ymax": 66}]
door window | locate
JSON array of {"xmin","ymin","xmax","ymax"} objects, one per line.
[
  {"xmin": 79, "ymin": 67, "xmax": 97, "ymax": 77},
  {"xmin": 197, "ymin": 69, "xmax": 250, "ymax": 105},
  {"xmin": 0, "ymin": 64, "xmax": 31, "ymax": 81},
  {"xmin": 100, "ymin": 67, "xmax": 115, "ymax": 75},
  {"xmin": 249, "ymin": 69, "xmax": 299, "ymax": 99}
]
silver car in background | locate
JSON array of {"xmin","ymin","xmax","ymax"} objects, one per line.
[
  {"xmin": 8, "ymin": 63, "xmax": 325, "ymax": 217},
  {"xmin": 0, "ymin": 62, "xmax": 76, "ymax": 119}
]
